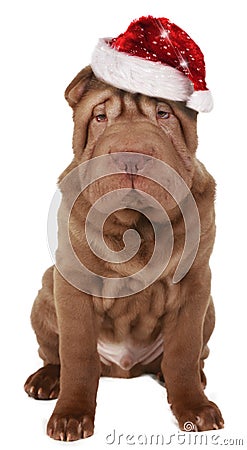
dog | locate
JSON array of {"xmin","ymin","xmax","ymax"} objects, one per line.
[{"xmin": 24, "ymin": 65, "xmax": 224, "ymax": 440}]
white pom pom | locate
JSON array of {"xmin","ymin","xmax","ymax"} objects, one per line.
[{"xmin": 186, "ymin": 90, "xmax": 213, "ymax": 113}]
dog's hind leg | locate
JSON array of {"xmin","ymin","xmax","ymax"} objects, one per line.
[
  {"xmin": 200, "ymin": 296, "xmax": 216, "ymax": 389},
  {"xmin": 24, "ymin": 266, "xmax": 60, "ymax": 400}
]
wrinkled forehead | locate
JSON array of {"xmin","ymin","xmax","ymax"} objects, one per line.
[{"xmin": 79, "ymin": 80, "xmax": 174, "ymax": 115}]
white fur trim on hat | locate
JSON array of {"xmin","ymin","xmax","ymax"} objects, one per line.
[
  {"xmin": 186, "ymin": 89, "xmax": 213, "ymax": 113},
  {"xmin": 91, "ymin": 39, "xmax": 194, "ymax": 103}
]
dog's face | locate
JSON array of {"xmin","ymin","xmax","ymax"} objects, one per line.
[{"xmin": 65, "ymin": 66, "xmax": 198, "ymax": 224}]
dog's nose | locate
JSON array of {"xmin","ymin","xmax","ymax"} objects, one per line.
[{"xmin": 110, "ymin": 152, "xmax": 150, "ymax": 174}]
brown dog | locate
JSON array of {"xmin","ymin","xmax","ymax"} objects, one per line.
[{"xmin": 24, "ymin": 65, "xmax": 224, "ymax": 440}]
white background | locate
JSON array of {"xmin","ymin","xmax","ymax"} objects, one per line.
[{"xmin": 1, "ymin": 1, "xmax": 246, "ymax": 449}]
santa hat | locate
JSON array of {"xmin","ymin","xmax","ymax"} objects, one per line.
[{"xmin": 91, "ymin": 16, "xmax": 213, "ymax": 113}]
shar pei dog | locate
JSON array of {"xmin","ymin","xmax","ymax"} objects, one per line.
[{"xmin": 24, "ymin": 17, "xmax": 224, "ymax": 442}]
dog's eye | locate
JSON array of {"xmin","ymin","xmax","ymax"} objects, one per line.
[
  {"xmin": 95, "ymin": 114, "xmax": 107, "ymax": 122},
  {"xmin": 157, "ymin": 110, "xmax": 170, "ymax": 119}
]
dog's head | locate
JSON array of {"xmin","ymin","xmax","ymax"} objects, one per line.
[{"xmin": 64, "ymin": 66, "xmax": 198, "ymax": 224}]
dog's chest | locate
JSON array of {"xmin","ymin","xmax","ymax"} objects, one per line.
[
  {"xmin": 97, "ymin": 333, "xmax": 163, "ymax": 370},
  {"xmin": 94, "ymin": 281, "xmax": 168, "ymax": 370}
]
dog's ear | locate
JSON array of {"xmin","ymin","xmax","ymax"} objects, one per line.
[
  {"xmin": 65, "ymin": 66, "xmax": 93, "ymax": 108},
  {"xmin": 171, "ymin": 102, "xmax": 198, "ymax": 154}
]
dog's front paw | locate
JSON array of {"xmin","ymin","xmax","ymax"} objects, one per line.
[
  {"xmin": 47, "ymin": 412, "xmax": 94, "ymax": 441},
  {"xmin": 175, "ymin": 401, "xmax": 224, "ymax": 432}
]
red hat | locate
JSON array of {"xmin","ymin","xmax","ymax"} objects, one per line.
[{"xmin": 91, "ymin": 16, "xmax": 213, "ymax": 113}]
